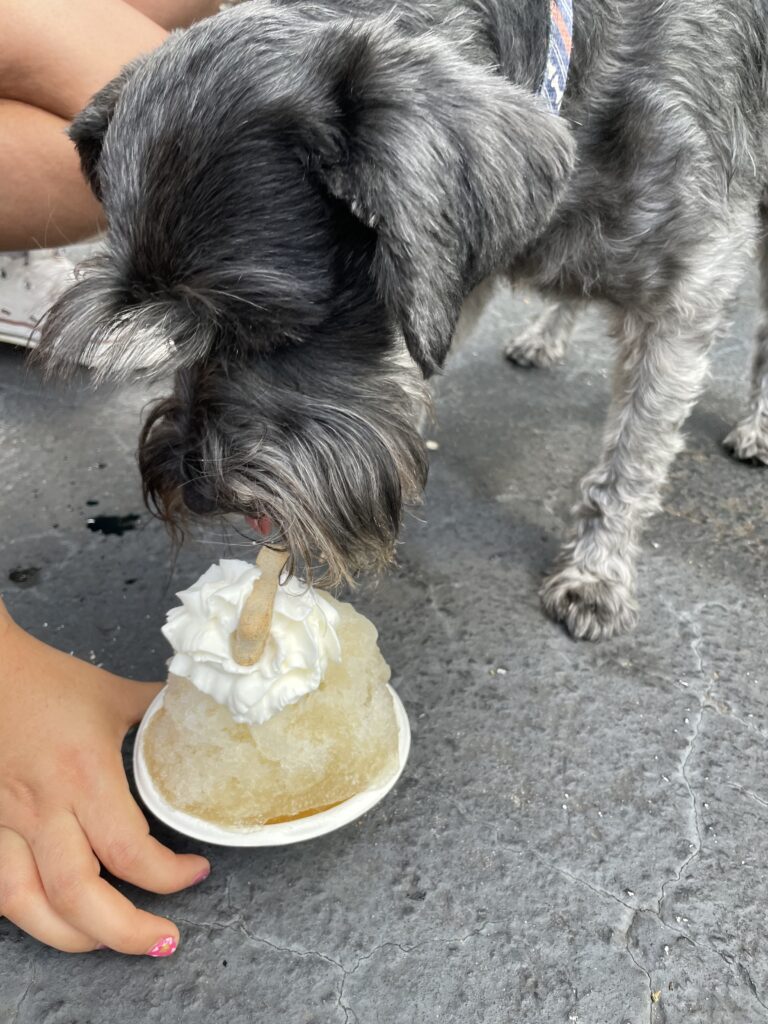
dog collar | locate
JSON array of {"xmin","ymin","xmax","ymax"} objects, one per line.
[{"xmin": 540, "ymin": 0, "xmax": 573, "ymax": 113}]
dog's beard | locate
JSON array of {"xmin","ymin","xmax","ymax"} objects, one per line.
[{"xmin": 139, "ymin": 349, "xmax": 430, "ymax": 586}]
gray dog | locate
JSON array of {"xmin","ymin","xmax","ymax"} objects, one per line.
[{"xmin": 36, "ymin": 0, "xmax": 768, "ymax": 640}]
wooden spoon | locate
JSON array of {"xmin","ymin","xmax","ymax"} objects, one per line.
[{"xmin": 231, "ymin": 547, "xmax": 289, "ymax": 666}]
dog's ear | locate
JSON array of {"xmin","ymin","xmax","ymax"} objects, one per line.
[
  {"xmin": 69, "ymin": 56, "xmax": 147, "ymax": 199},
  {"xmin": 308, "ymin": 20, "xmax": 575, "ymax": 376}
]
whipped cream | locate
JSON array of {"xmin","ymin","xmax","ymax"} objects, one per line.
[{"xmin": 162, "ymin": 558, "xmax": 341, "ymax": 725}]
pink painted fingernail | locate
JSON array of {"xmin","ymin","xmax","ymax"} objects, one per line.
[
  {"xmin": 192, "ymin": 868, "xmax": 210, "ymax": 885},
  {"xmin": 146, "ymin": 936, "xmax": 177, "ymax": 958}
]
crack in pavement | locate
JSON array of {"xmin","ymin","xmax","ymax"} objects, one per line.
[
  {"xmin": 530, "ymin": 854, "xmax": 638, "ymax": 914},
  {"xmin": 530, "ymin": 838, "xmax": 768, "ymax": 1024},
  {"xmin": 726, "ymin": 781, "xmax": 768, "ymax": 811},
  {"xmin": 335, "ymin": 922, "xmax": 495, "ymax": 1024},
  {"xmin": 529, "ymin": 595, "xmax": 768, "ymax": 1017},
  {"xmin": 530, "ymin": 851, "xmax": 696, "ymax": 939},
  {"xmin": 657, "ymin": 702, "xmax": 705, "ymax": 917},
  {"xmin": 531, "ymin": 853, "xmax": 681, "ymax": 1022},
  {"xmin": 623, "ymin": 910, "xmax": 654, "ymax": 1024},
  {"xmin": 737, "ymin": 964, "xmax": 768, "ymax": 1013},
  {"xmin": 8, "ymin": 961, "xmax": 37, "ymax": 1024},
  {"xmin": 221, "ymin": 875, "xmax": 498, "ymax": 1023},
  {"xmin": 672, "ymin": 677, "xmax": 768, "ymax": 741}
]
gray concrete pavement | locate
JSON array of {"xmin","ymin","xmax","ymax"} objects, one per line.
[{"xmin": 1, "ymin": 281, "xmax": 767, "ymax": 1024}]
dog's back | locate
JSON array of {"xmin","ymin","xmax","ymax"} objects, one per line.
[{"xmin": 517, "ymin": 0, "xmax": 768, "ymax": 300}]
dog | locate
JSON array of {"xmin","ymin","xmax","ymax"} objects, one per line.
[{"xmin": 36, "ymin": 0, "xmax": 768, "ymax": 640}]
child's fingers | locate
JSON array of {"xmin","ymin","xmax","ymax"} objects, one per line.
[
  {"xmin": 77, "ymin": 769, "xmax": 209, "ymax": 895},
  {"xmin": 29, "ymin": 812, "xmax": 180, "ymax": 956},
  {"xmin": 0, "ymin": 826, "xmax": 98, "ymax": 953}
]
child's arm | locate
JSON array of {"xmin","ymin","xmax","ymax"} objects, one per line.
[{"xmin": 0, "ymin": 599, "xmax": 209, "ymax": 955}]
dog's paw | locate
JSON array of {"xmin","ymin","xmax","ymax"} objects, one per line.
[
  {"xmin": 723, "ymin": 418, "xmax": 768, "ymax": 465},
  {"xmin": 540, "ymin": 565, "xmax": 638, "ymax": 641},
  {"xmin": 504, "ymin": 322, "xmax": 567, "ymax": 369}
]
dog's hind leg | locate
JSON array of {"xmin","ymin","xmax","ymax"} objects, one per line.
[
  {"xmin": 504, "ymin": 299, "xmax": 581, "ymax": 368},
  {"xmin": 723, "ymin": 206, "xmax": 768, "ymax": 464},
  {"xmin": 540, "ymin": 227, "xmax": 751, "ymax": 641}
]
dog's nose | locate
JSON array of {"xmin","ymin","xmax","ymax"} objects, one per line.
[
  {"xmin": 183, "ymin": 482, "xmax": 217, "ymax": 515},
  {"xmin": 181, "ymin": 454, "xmax": 217, "ymax": 515}
]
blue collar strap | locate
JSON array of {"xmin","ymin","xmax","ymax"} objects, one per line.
[{"xmin": 540, "ymin": 0, "xmax": 573, "ymax": 113}]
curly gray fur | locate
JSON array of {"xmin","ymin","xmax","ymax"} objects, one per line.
[{"xmin": 34, "ymin": 0, "xmax": 768, "ymax": 633}]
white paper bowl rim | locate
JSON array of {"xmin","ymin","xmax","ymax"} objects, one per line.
[{"xmin": 132, "ymin": 684, "xmax": 411, "ymax": 847}]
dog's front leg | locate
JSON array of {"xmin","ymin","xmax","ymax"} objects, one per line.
[{"xmin": 540, "ymin": 307, "xmax": 714, "ymax": 640}]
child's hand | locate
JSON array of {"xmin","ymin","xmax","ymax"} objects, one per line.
[{"xmin": 0, "ymin": 600, "xmax": 209, "ymax": 955}]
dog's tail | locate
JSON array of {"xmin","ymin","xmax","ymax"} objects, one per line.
[{"xmin": 34, "ymin": 251, "xmax": 218, "ymax": 384}]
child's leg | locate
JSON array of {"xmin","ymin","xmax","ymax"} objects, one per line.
[
  {"xmin": 0, "ymin": 1, "xmax": 168, "ymax": 123},
  {"xmin": 0, "ymin": 0, "xmax": 218, "ymax": 249},
  {"xmin": 0, "ymin": 100, "xmax": 105, "ymax": 249},
  {"xmin": 129, "ymin": 0, "xmax": 222, "ymax": 28}
]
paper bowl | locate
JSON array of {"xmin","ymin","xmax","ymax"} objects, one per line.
[{"xmin": 133, "ymin": 684, "xmax": 411, "ymax": 847}]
